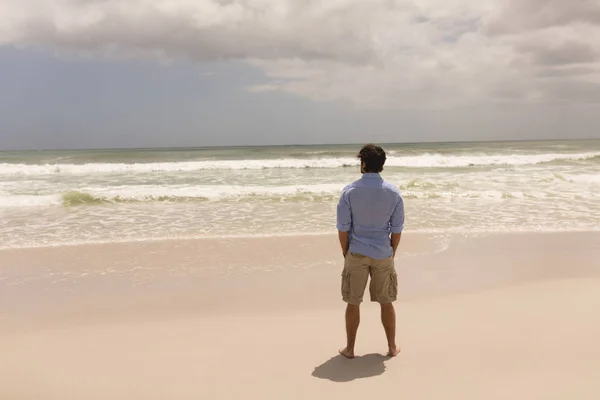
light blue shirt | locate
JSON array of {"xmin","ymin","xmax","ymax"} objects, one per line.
[{"xmin": 336, "ymin": 173, "xmax": 405, "ymax": 259}]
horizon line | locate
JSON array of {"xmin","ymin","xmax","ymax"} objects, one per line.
[{"xmin": 1, "ymin": 136, "xmax": 598, "ymax": 152}]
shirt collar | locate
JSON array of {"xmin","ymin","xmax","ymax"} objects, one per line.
[{"xmin": 361, "ymin": 173, "xmax": 382, "ymax": 179}]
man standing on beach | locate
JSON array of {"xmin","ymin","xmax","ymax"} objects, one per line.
[{"xmin": 336, "ymin": 144, "xmax": 404, "ymax": 359}]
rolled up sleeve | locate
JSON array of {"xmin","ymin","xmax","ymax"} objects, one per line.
[
  {"xmin": 336, "ymin": 189, "xmax": 352, "ymax": 232},
  {"xmin": 390, "ymin": 196, "xmax": 405, "ymax": 233}
]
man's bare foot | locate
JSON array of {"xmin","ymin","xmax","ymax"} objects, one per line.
[
  {"xmin": 387, "ymin": 347, "xmax": 401, "ymax": 357},
  {"xmin": 338, "ymin": 348, "xmax": 355, "ymax": 359}
]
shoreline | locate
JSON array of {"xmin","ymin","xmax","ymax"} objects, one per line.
[{"xmin": 2, "ymin": 227, "xmax": 600, "ymax": 252}]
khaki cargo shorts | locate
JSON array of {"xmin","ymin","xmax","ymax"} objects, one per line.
[{"xmin": 341, "ymin": 252, "xmax": 398, "ymax": 305}]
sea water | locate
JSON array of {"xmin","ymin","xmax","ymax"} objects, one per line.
[{"xmin": 0, "ymin": 139, "xmax": 598, "ymax": 249}]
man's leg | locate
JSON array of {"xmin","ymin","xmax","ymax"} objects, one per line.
[
  {"xmin": 340, "ymin": 252, "xmax": 369, "ymax": 359},
  {"xmin": 339, "ymin": 304, "xmax": 360, "ymax": 359},
  {"xmin": 370, "ymin": 257, "xmax": 400, "ymax": 357},
  {"xmin": 381, "ymin": 303, "xmax": 400, "ymax": 357}
]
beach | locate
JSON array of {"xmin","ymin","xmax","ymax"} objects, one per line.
[
  {"xmin": 3, "ymin": 0, "xmax": 600, "ymax": 394},
  {"xmin": 1, "ymin": 140, "xmax": 599, "ymax": 398},
  {"xmin": 2, "ymin": 232, "xmax": 600, "ymax": 399}
]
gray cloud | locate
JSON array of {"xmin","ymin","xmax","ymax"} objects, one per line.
[
  {"xmin": 1, "ymin": 0, "xmax": 600, "ymax": 108},
  {"xmin": 518, "ymin": 41, "xmax": 598, "ymax": 66},
  {"xmin": 532, "ymin": 80, "xmax": 600, "ymax": 104},
  {"xmin": 537, "ymin": 65, "xmax": 599, "ymax": 78},
  {"xmin": 483, "ymin": 0, "xmax": 600, "ymax": 35},
  {"xmin": 1, "ymin": 1, "xmax": 380, "ymax": 63},
  {"xmin": 535, "ymin": 43, "xmax": 597, "ymax": 66}
]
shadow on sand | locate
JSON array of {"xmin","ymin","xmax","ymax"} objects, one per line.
[{"xmin": 311, "ymin": 353, "xmax": 389, "ymax": 382}]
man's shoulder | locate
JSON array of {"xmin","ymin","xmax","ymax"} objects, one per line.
[
  {"xmin": 381, "ymin": 180, "xmax": 404, "ymax": 203},
  {"xmin": 382, "ymin": 179, "xmax": 402, "ymax": 194},
  {"xmin": 342, "ymin": 178, "xmax": 362, "ymax": 192}
]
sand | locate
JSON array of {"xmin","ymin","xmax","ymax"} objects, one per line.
[{"xmin": 1, "ymin": 232, "xmax": 600, "ymax": 399}]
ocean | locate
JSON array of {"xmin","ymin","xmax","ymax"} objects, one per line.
[{"xmin": 0, "ymin": 139, "xmax": 598, "ymax": 249}]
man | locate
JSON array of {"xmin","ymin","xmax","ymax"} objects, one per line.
[{"xmin": 336, "ymin": 143, "xmax": 404, "ymax": 359}]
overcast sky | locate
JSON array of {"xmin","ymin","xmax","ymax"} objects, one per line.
[{"xmin": 1, "ymin": 0, "xmax": 600, "ymax": 150}]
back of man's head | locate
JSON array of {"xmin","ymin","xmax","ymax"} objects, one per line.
[{"xmin": 357, "ymin": 144, "xmax": 386, "ymax": 173}]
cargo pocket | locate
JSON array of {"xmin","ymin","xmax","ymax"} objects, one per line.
[
  {"xmin": 341, "ymin": 270, "xmax": 351, "ymax": 300},
  {"xmin": 388, "ymin": 271, "xmax": 398, "ymax": 299}
]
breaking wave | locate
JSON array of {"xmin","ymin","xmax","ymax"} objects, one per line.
[
  {"xmin": 1, "ymin": 152, "xmax": 598, "ymax": 176},
  {"xmin": 0, "ymin": 184, "xmax": 345, "ymax": 207}
]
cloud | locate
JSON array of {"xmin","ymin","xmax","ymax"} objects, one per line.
[
  {"xmin": 0, "ymin": 0, "xmax": 382, "ymax": 63},
  {"xmin": 520, "ymin": 41, "xmax": 596, "ymax": 67},
  {"xmin": 1, "ymin": 0, "xmax": 600, "ymax": 108},
  {"xmin": 483, "ymin": 0, "xmax": 600, "ymax": 35}
]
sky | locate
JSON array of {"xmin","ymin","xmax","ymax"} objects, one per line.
[{"xmin": 1, "ymin": 0, "xmax": 600, "ymax": 150}]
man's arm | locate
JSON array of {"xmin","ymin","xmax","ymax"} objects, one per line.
[
  {"xmin": 336, "ymin": 188, "xmax": 352, "ymax": 258},
  {"xmin": 391, "ymin": 233, "xmax": 402, "ymax": 257},
  {"xmin": 390, "ymin": 196, "xmax": 405, "ymax": 257},
  {"xmin": 339, "ymin": 231, "xmax": 350, "ymax": 257}
]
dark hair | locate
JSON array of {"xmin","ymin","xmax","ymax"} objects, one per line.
[{"xmin": 357, "ymin": 144, "xmax": 386, "ymax": 173}]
